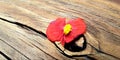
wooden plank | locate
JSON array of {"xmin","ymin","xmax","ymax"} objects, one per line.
[{"xmin": 0, "ymin": 0, "xmax": 120, "ymax": 60}]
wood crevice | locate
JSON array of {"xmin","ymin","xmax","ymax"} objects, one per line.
[
  {"xmin": 0, "ymin": 51, "xmax": 11, "ymax": 60},
  {"xmin": 0, "ymin": 17, "xmax": 47, "ymax": 37}
]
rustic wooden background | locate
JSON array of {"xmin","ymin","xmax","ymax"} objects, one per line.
[{"xmin": 0, "ymin": 0, "xmax": 120, "ymax": 60}]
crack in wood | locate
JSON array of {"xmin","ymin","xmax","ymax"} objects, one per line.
[
  {"xmin": 0, "ymin": 17, "xmax": 47, "ymax": 37},
  {"xmin": 0, "ymin": 51, "xmax": 11, "ymax": 60}
]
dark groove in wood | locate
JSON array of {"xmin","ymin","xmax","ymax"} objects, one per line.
[
  {"xmin": 0, "ymin": 17, "xmax": 47, "ymax": 37},
  {"xmin": 0, "ymin": 51, "xmax": 11, "ymax": 60}
]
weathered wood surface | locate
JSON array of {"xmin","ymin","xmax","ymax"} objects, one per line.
[{"xmin": 0, "ymin": 0, "xmax": 120, "ymax": 60}]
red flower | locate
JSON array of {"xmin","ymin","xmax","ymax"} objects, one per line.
[{"xmin": 46, "ymin": 18, "xmax": 86, "ymax": 46}]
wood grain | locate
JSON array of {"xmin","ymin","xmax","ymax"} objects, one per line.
[{"xmin": 0, "ymin": 0, "xmax": 120, "ymax": 60}]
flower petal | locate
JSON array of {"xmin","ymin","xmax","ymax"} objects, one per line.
[
  {"xmin": 46, "ymin": 18, "xmax": 66, "ymax": 42},
  {"xmin": 60, "ymin": 37, "xmax": 66, "ymax": 46},
  {"xmin": 65, "ymin": 18, "xmax": 86, "ymax": 43}
]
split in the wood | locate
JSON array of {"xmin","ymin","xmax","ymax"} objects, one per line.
[
  {"xmin": 0, "ymin": 17, "xmax": 47, "ymax": 37},
  {"xmin": 0, "ymin": 51, "xmax": 11, "ymax": 60}
]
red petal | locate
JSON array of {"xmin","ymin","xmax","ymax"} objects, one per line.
[
  {"xmin": 60, "ymin": 37, "xmax": 65, "ymax": 46},
  {"xmin": 46, "ymin": 18, "xmax": 66, "ymax": 42},
  {"xmin": 65, "ymin": 18, "xmax": 86, "ymax": 43}
]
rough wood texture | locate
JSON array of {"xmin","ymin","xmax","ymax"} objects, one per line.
[{"xmin": 0, "ymin": 0, "xmax": 120, "ymax": 60}]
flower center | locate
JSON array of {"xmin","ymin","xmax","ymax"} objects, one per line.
[{"xmin": 63, "ymin": 24, "xmax": 72, "ymax": 35}]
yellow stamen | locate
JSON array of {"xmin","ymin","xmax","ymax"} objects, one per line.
[{"xmin": 63, "ymin": 24, "xmax": 72, "ymax": 35}]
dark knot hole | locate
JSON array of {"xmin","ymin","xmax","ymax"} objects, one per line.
[{"xmin": 64, "ymin": 34, "xmax": 87, "ymax": 52}]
